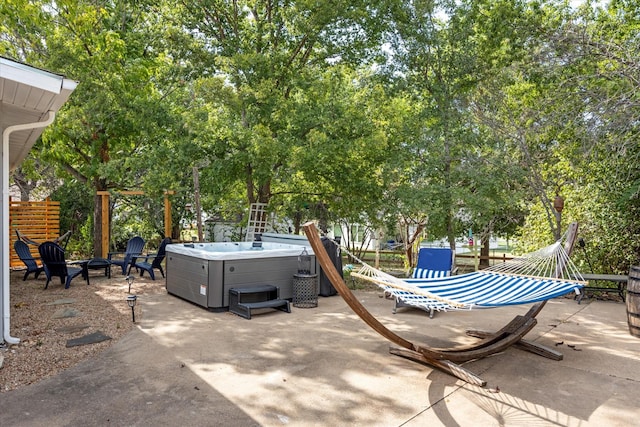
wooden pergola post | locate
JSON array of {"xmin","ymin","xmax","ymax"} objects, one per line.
[
  {"xmin": 164, "ymin": 192, "xmax": 172, "ymax": 238},
  {"xmin": 97, "ymin": 190, "xmax": 174, "ymax": 257},
  {"xmin": 101, "ymin": 192, "xmax": 109, "ymax": 258}
]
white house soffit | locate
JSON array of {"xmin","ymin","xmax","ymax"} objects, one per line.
[{"xmin": 0, "ymin": 57, "xmax": 78, "ymax": 170}]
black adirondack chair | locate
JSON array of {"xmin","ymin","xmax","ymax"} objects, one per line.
[
  {"xmin": 131, "ymin": 238, "xmax": 171, "ymax": 280},
  {"xmin": 38, "ymin": 242, "xmax": 86, "ymax": 289},
  {"xmin": 14, "ymin": 240, "xmax": 45, "ymax": 281},
  {"xmin": 108, "ymin": 236, "xmax": 145, "ymax": 275}
]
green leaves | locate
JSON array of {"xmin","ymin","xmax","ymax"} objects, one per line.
[{"xmin": 4, "ymin": 0, "xmax": 638, "ymax": 269}]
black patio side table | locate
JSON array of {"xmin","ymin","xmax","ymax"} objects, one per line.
[{"xmin": 82, "ymin": 258, "xmax": 112, "ymax": 285}]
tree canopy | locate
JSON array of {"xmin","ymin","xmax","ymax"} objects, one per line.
[{"xmin": 1, "ymin": 0, "xmax": 638, "ymax": 270}]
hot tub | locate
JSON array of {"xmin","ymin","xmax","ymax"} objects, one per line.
[{"xmin": 165, "ymin": 242, "xmax": 316, "ymax": 310}]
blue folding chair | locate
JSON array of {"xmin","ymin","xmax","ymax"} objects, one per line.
[
  {"xmin": 411, "ymin": 247, "xmax": 456, "ymax": 278},
  {"xmin": 393, "ymin": 247, "xmax": 457, "ymax": 317}
]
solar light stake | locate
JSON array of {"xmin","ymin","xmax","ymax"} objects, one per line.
[
  {"xmin": 578, "ymin": 238, "xmax": 595, "ymax": 274},
  {"xmin": 125, "ymin": 275, "xmax": 134, "ymax": 293},
  {"xmin": 126, "ymin": 295, "xmax": 137, "ymax": 323}
]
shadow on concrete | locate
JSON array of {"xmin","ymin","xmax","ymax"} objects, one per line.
[
  {"xmin": 416, "ymin": 299, "xmax": 640, "ymax": 426},
  {"xmin": 0, "ymin": 329, "xmax": 260, "ymax": 427}
]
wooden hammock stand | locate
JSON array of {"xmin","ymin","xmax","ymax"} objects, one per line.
[{"xmin": 303, "ymin": 221, "xmax": 579, "ymax": 386}]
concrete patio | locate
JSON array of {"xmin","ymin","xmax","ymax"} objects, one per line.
[{"xmin": 1, "ymin": 287, "xmax": 638, "ymax": 426}]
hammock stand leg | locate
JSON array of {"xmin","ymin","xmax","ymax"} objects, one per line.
[
  {"xmin": 302, "ymin": 222, "xmax": 578, "ymax": 386},
  {"xmin": 388, "ymin": 313, "xmax": 541, "ymax": 386},
  {"xmin": 389, "ymin": 346, "xmax": 487, "ymax": 386},
  {"xmin": 303, "ymin": 223, "xmax": 550, "ymax": 386},
  {"xmin": 465, "ymin": 302, "xmax": 563, "ymax": 361},
  {"xmin": 465, "ymin": 330, "xmax": 563, "ymax": 360}
]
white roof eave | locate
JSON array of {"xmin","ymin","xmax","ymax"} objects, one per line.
[{"xmin": 0, "ymin": 56, "xmax": 78, "ymax": 170}]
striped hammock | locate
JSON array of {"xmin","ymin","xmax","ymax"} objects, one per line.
[{"xmin": 350, "ymin": 239, "xmax": 586, "ymax": 313}]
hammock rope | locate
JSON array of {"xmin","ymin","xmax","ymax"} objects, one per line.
[{"xmin": 342, "ymin": 230, "xmax": 585, "ymax": 312}]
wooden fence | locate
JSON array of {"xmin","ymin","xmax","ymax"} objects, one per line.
[
  {"xmin": 353, "ymin": 250, "xmax": 514, "ymax": 273},
  {"xmin": 9, "ymin": 198, "xmax": 60, "ymax": 268}
]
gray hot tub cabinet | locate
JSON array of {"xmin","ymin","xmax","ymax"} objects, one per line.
[{"xmin": 165, "ymin": 250, "xmax": 316, "ymax": 310}]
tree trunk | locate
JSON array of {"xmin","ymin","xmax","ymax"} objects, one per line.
[
  {"xmin": 403, "ymin": 221, "xmax": 425, "ymax": 273},
  {"xmin": 480, "ymin": 234, "xmax": 490, "ymax": 268},
  {"xmin": 12, "ymin": 169, "xmax": 36, "ymax": 201},
  {"xmin": 172, "ymin": 223, "xmax": 181, "ymax": 240}
]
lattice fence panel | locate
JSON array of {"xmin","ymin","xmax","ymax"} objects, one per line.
[{"xmin": 245, "ymin": 202, "xmax": 268, "ymax": 242}]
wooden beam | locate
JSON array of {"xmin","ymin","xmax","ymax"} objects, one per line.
[
  {"xmin": 164, "ymin": 193, "xmax": 172, "ymax": 238},
  {"xmin": 101, "ymin": 193, "xmax": 109, "ymax": 257},
  {"xmin": 96, "ymin": 190, "xmax": 145, "ymax": 196},
  {"xmin": 97, "ymin": 190, "xmax": 175, "ymax": 249}
]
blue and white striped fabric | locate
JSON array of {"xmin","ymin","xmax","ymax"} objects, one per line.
[
  {"xmin": 386, "ymin": 271, "xmax": 584, "ymax": 311},
  {"xmin": 412, "ymin": 268, "xmax": 450, "ymax": 279}
]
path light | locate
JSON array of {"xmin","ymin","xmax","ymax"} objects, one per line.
[
  {"xmin": 126, "ymin": 295, "xmax": 137, "ymax": 323},
  {"xmin": 125, "ymin": 275, "xmax": 134, "ymax": 293},
  {"xmin": 579, "ymin": 238, "xmax": 595, "ymax": 273}
]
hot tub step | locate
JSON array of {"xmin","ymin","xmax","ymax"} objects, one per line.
[
  {"xmin": 229, "ymin": 285, "xmax": 291, "ymax": 319},
  {"xmin": 233, "ymin": 300, "xmax": 291, "ymax": 320}
]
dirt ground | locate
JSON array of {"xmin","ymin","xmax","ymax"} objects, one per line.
[{"xmin": 0, "ymin": 268, "xmax": 165, "ymax": 392}]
